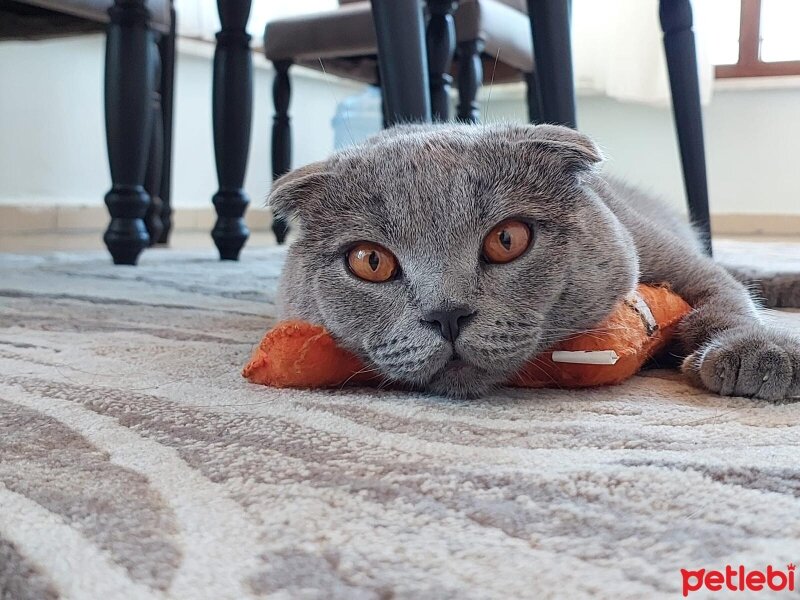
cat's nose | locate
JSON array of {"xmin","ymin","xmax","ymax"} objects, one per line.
[{"xmin": 422, "ymin": 306, "xmax": 476, "ymax": 342}]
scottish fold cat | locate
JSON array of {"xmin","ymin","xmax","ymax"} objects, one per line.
[{"xmin": 270, "ymin": 123, "xmax": 800, "ymax": 399}]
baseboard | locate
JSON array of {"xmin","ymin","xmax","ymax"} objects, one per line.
[
  {"xmin": 710, "ymin": 214, "xmax": 800, "ymax": 236},
  {"xmin": 0, "ymin": 205, "xmax": 273, "ymax": 234},
  {"xmin": 2, "ymin": 205, "xmax": 799, "ymax": 237}
]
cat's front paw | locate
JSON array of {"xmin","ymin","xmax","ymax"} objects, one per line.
[{"xmin": 682, "ymin": 326, "xmax": 800, "ymax": 400}]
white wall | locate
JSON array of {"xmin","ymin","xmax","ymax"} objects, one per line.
[
  {"xmin": 486, "ymin": 86, "xmax": 800, "ymax": 216},
  {"xmin": 1, "ymin": 34, "xmax": 799, "ymax": 217},
  {"xmin": 0, "ymin": 35, "xmax": 360, "ymax": 210}
]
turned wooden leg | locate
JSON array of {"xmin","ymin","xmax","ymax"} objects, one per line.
[
  {"xmin": 426, "ymin": 0, "xmax": 457, "ymax": 121},
  {"xmin": 144, "ymin": 41, "xmax": 164, "ymax": 246},
  {"xmin": 271, "ymin": 60, "xmax": 291, "ymax": 244},
  {"xmin": 524, "ymin": 71, "xmax": 543, "ymax": 124},
  {"xmin": 103, "ymin": 0, "xmax": 154, "ymax": 265},
  {"xmin": 157, "ymin": 1, "xmax": 176, "ymax": 245},
  {"xmin": 211, "ymin": 0, "xmax": 252, "ymax": 261},
  {"xmin": 457, "ymin": 39, "xmax": 483, "ymax": 123},
  {"xmin": 370, "ymin": 0, "xmax": 431, "ymax": 124},
  {"xmin": 660, "ymin": 0, "xmax": 712, "ymax": 254},
  {"xmin": 525, "ymin": 0, "xmax": 576, "ymax": 128}
]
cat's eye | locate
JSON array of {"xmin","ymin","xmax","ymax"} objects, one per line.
[
  {"xmin": 482, "ymin": 220, "xmax": 532, "ymax": 264},
  {"xmin": 346, "ymin": 242, "xmax": 399, "ymax": 283}
]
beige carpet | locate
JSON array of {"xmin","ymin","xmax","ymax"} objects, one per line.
[{"xmin": 1, "ymin": 241, "xmax": 799, "ymax": 600}]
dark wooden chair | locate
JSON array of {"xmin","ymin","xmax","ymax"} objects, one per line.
[{"xmin": 1, "ymin": 0, "xmax": 177, "ymax": 265}]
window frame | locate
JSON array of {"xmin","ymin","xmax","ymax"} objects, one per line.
[{"xmin": 714, "ymin": 0, "xmax": 800, "ymax": 78}]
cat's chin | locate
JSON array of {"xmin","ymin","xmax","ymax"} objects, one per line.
[
  {"xmin": 370, "ymin": 342, "xmax": 533, "ymax": 398},
  {"xmin": 424, "ymin": 361, "xmax": 503, "ymax": 399}
]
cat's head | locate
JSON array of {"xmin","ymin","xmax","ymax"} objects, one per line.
[{"xmin": 270, "ymin": 124, "xmax": 638, "ymax": 397}]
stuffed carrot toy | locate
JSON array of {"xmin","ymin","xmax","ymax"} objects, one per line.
[{"xmin": 243, "ymin": 284, "xmax": 691, "ymax": 390}]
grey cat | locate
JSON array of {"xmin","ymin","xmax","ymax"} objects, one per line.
[{"xmin": 270, "ymin": 123, "xmax": 800, "ymax": 400}]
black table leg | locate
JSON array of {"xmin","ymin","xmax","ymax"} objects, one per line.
[
  {"xmin": 211, "ymin": 0, "xmax": 252, "ymax": 261},
  {"xmin": 660, "ymin": 0, "xmax": 712, "ymax": 254},
  {"xmin": 271, "ymin": 60, "xmax": 291, "ymax": 244},
  {"xmin": 370, "ymin": 0, "xmax": 432, "ymax": 125},
  {"xmin": 525, "ymin": 0, "xmax": 576, "ymax": 128},
  {"xmin": 426, "ymin": 0, "xmax": 457, "ymax": 121},
  {"xmin": 157, "ymin": 1, "xmax": 176, "ymax": 245},
  {"xmin": 103, "ymin": 0, "xmax": 154, "ymax": 265}
]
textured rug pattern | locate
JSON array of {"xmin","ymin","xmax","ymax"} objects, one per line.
[{"xmin": 1, "ymin": 242, "xmax": 799, "ymax": 600}]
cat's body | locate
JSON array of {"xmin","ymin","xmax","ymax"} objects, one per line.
[{"xmin": 271, "ymin": 123, "xmax": 800, "ymax": 399}]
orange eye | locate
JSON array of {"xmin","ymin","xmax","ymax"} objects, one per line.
[
  {"xmin": 346, "ymin": 242, "xmax": 399, "ymax": 282},
  {"xmin": 483, "ymin": 220, "xmax": 532, "ymax": 264}
]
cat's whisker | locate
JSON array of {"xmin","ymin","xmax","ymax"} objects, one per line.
[
  {"xmin": 376, "ymin": 375, "xmax": 395, "ymax": 391},
  {"xmin": 483, "ymin": 49, "xmax": 500, "ymax": 125},
  {"xmin": 540, "ymin": 325, "xmax": 641, "ymax": 344},
  {"xmin": 544, "ymin": 324, "xmax": 637, "ymax": 334},
  {"xmin": 318, "ymin": 57, "xmax": 356, "ymax": 147},
  {"xmin": 514, "ymin": 359, "xmax": 565, "ymax": 391},
  {"xmin": 339, "ymin": 364, "xmax": 382, "ymax": 389}
]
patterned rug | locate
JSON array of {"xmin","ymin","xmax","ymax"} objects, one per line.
[{"xmin": 1, "ymin": 241, "xmax": 799, "ymax": 600}]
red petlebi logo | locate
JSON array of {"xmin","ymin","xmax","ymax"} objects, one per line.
[{"xmin": 681, "ymin": 563, "xmax": 796, "ymax": 596}]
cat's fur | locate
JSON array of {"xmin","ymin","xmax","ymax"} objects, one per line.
[{"xmin": 270, "ymin": 123, "xmax": 800, "ymax": 399}]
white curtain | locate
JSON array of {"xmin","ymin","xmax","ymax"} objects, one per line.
[{"xmin": 571, "ymin": 0, "xmax": 715, "ymax": 106}]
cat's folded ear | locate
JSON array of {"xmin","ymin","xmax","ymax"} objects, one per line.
[
  {"xmin": 268, "ymin": 161, "xmax": 333, "ymax": 220},
  {"xmin": 510, "ymin": 124, "xmax": 604, "ymax": 174}
]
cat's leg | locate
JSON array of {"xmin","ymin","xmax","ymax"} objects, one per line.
[{"xmin": 639, "ymin": 247, "xmax": 800, "ymax": 400}]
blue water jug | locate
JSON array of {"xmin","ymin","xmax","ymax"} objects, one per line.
[{"xmin": 332, "ymin": 86, "xmax": 383, "ymax": 150}]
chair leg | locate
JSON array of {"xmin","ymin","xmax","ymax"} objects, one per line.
[
  {"xmin": 103, "ymin": 0, "xmax": 154, "ymax": 265},
  {"xmin": 271, "ymin": 60, "xmax": 291, "ymax": 245},
  {"xmin": 144, "ymin": 40, "xmax": 164, "ymax": 246},
  {"xmin": 524, "ymin": 71, "xmax": 543, "ymax": 124},
  {"xmin": 370, "ymin": 0, "xmax": 431, "ymax": 124},
  {"xmin": 374, "ymin": 68, "xmax": 389, "ymax": 128},
  {"xmin": 157, "ymin": 1, "xmax": 176, "ymax": 245},
  {"xmin": 525, "ymin": 0, "xmax": 576, "ymax": 128},
  {"xmin": 456, "ymin": 39, "xmax": 483, "ymax": 123},
  {"xmin": 426, "ymin": 0, "xmax": 457, "ymax": 121},
  {"xmin": 211, "ymin": 0, "xmax": 252, "ymax": 261},
  {"xmin": 659, "ymin": 0, "xmax": 712, "ymax": 254}
]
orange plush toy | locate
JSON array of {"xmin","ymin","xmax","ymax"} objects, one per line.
[{"xmin": 243, "ymin": 284, "xmax": 691, "ymax": 390}]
